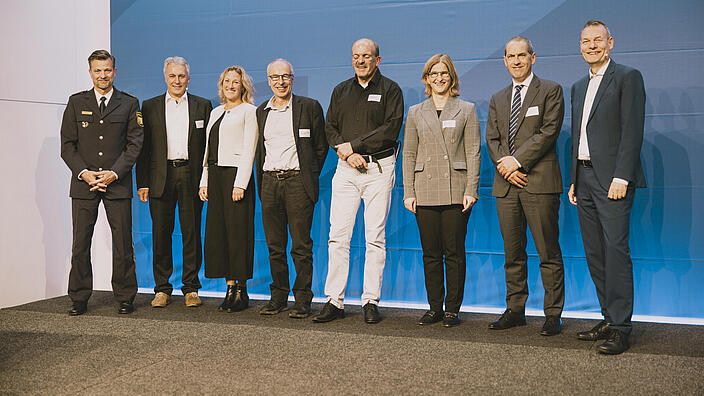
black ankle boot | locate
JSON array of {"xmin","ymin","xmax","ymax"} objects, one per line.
[
  {"xmin": 218, "ymin": 285, "xmax": 236, "ymax": 311},
  {"xmin": 229, "ymin": 283, "xmax": 249, "ymax": 312}
]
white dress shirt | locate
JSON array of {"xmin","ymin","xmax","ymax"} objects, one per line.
[
  {"xmin": 578, "ymin": 60, "xmax": 627, "ymax": 185},
  {"xmin": 165, "ymin": 92, "xmax": 189, "ymax": 160},
  {"xmin": 262, "ymin": 97, "xmax": 299, "ymax": 171}
]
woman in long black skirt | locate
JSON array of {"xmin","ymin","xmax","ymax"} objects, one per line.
[{"xmin": 199, "ymin": 65, "xmax": 258, "ymax": 312}]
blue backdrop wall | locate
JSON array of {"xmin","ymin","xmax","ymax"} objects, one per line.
[{"xmin": 110, "ymin": 0, "xmax": 704, "ymax": 320}]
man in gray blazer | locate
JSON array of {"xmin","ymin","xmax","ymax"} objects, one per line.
[{"xmin": 486, "ymin": 36, "xmax": 565, "ymax": 336}]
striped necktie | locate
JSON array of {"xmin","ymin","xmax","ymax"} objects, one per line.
[{"xmin": 508, "ymin": 84, "xmax": 523, "ymax": 155}]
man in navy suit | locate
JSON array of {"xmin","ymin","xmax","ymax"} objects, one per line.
[{"xmin": 568, "ymin": 20, "xmax": 646, "ymax": 354}]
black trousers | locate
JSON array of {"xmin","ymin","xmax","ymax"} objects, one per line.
[
  {"xmin": 69, "ymin": 196, "xmax": 137, "ymax": 303},
  {"xmin": 576, "ymin": 165, "xmax": 635, "ymax": 334},
  {"xmin": 415, "ymin": 204, "xmax": 470, "ymax": 313},
  {"xmin": 496, "ymin": 186, "xmax": 564, "ymax": 316},
  {"xmin": 149, "ymin": 165, "xmax": 203, "ymax": 295},
  {"xmin": 261, "ymin": 172, "xmax": 315, "ymax": 304}
]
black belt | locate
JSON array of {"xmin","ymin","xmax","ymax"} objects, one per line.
[
  {"xmin": 167, "ymin": 159, "xmax": 189, "ymax": 167},
  {"xmin": 578, "ymin": 159, "xmax": 593, "ymax": 168},
  {"xmin": 264, "ymin": 169, "xmax": 300, "ymax": 180},
  {"xmin": 359, "ymin": 146, "xmax": 395, "ymax": 164}
]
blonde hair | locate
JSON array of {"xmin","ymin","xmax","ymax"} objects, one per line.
[
  {"xmin": 217, "ymin": 65, "xmax": 255, "ymax": 105},
  {"xmin": 421, "ymin": 54, "xmax": 460, "ymax": 97}
]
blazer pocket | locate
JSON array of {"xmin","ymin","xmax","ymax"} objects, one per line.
[
  {"xmin": 414, "ymin": 162, "xmax": 424, "ymax": 172},
  {"xmin": 452, "ymin": 161, "xmax": 467, "ymax": 170}
]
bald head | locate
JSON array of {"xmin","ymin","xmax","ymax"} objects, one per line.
[
  {"xmin": 352, "ymin": 38, "xmax": 379, "ymax": 57},
  {"xmin": 266, "ymin": 58, "xmax": 294, "ymax": 75}
]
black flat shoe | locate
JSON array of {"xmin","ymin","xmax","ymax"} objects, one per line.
[
  {"xmin": 260, "ymin": 299, "xmax": 287, "ymax": 315},
  {"xmin": 288, "ymin": 302, "xmax": 311, "ymax": 319},
  {"xmin": 443, "ymin": 312, "xmax": 460, "ymax": 328},
  {"xmin": 312, "ymin": 302, "xmax": 344, "ymax": 323},
  {"xmin": 596, "ymin": 329, "xmax": 629, "ymax": 355},
  {"xmin": 117, "ymin": 301, "xmax": 134, "ymax": 314},
  {"xmin": 418, "ymin": 310, "xmax": 444, "ymax": 325},
  {"xmin": 488, "ymin": 308, "xmax": 526, "ymax": 330},
  {"xmin": 68, "ymin": 301, "xmax": 87, "ymax": 316},
  {"xmin": 540, "ymin": 315, "xmax": 562, "ymax": 336},
  {"xmin": 577, "ymin": 320, "xmax": 610, "ymax": 341},
  {"xmin": 218, "ymin": 285, "xmax": 236, "ymax": 312},
  {"xmin": 363, "ymin": 303, "xmax": 380, "ymax": 324},
  {"xmin": 228, "ymin": 284, "xmax": 249, "ymax": 312}
]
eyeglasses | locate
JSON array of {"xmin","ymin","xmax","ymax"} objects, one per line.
[
  {"xmin": 268, "ymin": 74, "xmax": 293, "ymax": 82},
  {"xmin": 428, "ymin": 71, "xmax": 450, "ymax": 79}
]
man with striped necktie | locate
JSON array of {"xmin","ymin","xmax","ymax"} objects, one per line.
[{"xmin": 485, "ymin": 36, "xmax": 566, "ymax": 336}]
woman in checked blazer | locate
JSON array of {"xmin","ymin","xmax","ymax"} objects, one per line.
[{"xmin": 402, "ymin": 54, "xmax": 481, "ymax": 327}]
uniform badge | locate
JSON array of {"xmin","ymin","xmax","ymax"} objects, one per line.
[
  {"xmin": 136, "ymin": 111, "xmax": 144, "ymax": 127},
  {"xmin": 81, "ymin": 121, "xmax": 89, "ymax": 128},
  {"xmin": 81, "ymin": 110, "xmax": 93, "ymax": 115}
]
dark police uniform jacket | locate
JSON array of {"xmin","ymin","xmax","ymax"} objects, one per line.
[{"xmin": 60, "ymin": 88, "xmax": 144, "ymax": 199}]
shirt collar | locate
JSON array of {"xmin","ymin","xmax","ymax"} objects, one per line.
[
  {"xmin": 265, "ymin": 96, "xmax": 292, "ymax": 111},
  {"xmin": 512, "ymin": 72, "xmax": 534, "ymax": 90},
  {"xmin": 355, "ymin": 69, "xmax": 382, "ymax": 88},
  {"xmin": 166, "ymin": 91, "xmax": 188, "ymax": 104},
  {"xmin": 94, "ymin": 87, "xmax": 114, "ymax": 104},
  {"xmin": 589, "ymin": 59, "xmax": 611, "ymax": 79}
]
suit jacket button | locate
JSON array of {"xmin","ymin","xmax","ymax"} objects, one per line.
[
  {"xmin": 427, "ymin": 174, "xmax": 432, "ymax": 179},
  {"xmin": 99, "ymin": 135, "xmax": 104, "ymax": 140},
  {"xmin": 98, "ymin": 168, "xmax": 103, "ymax": 171},
  {"xmin": 427, "ymin": 157, "xmax": 431, "ymax": 162},
  {"xmin": 444, "ymin": 173, "xmax": 449, "ymax": 177},
  {"xmin": 99, "ymin": 120, "xmax": 104, "ymax": 124},
  {"xmin": 443, "ymin": 155, "xmax": 448, "ymax": 159},
  {"xmin": 98, "ymin": 152, "xmax": 103, "ymax": 156}
]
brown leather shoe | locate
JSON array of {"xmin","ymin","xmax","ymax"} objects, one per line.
[
  {"xmin": 151, "ymin": 292, "xmax": 170, "ymax": 308},
  {"xmin": 185, "ymin": 292, "xmax": 202, "ymax": 307}
]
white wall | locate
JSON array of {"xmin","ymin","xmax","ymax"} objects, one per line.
[{"xmin": 0, "ymin": 0, "xmax": 113, "ymax": 308}]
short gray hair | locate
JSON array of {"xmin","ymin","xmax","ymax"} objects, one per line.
[
  {"xmin": 505, "ymin": 36, "xmax": 534, "ymax": 55},
  {"xmin": 163, "ymin": 56, "xmax": 190, "ymax": 75},
  {"xmin": 266, "ymin": 58, "xmax": 295, "ymax": 75}
]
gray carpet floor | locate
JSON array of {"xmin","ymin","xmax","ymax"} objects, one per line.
[{"xmin": 1, "ymin": 292, "xmax": 703, "ymax": 395}]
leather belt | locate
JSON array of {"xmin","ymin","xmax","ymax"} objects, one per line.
[
  {"xmin": 264, "ymin": 169, "xmax": 300, "ymax": 180},
  {"xmin": 359, "ymin": 146, "xmax": 395, "ymax": 164},
  {"xmin": 578, "ymin": 159, "xmax": 593, "ymax": 168},
  {"xmin": 167, "ymin": 159, "xmax": 189, "ymax": 167}
]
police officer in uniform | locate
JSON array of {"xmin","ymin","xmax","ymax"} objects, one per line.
[{"xmin": 60, "ymin": 49, "xmax": 144, "ymax": 315}]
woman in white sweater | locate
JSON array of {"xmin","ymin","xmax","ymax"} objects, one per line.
[{"xmin": 199, "ymin": 65, "xmax": 258, "ymax": 312}]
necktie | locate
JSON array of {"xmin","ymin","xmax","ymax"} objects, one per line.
[
  {"xmin": 508, "ymin": 84, "xmax": 523, "ymax": 155},
  {"xmin": 99, "ymin": 96, "xmax": 106, "ymax": 116}
]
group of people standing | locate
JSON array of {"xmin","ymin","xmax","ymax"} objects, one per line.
[{"xmin": 60, "ymin": 19, "xmax": 645, "ymax": 356}]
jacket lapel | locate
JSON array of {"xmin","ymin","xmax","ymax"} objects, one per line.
[
  {"xmin": 186, "ymin": 93, "xmax": 196, "ymax": 145},
  {"xmin": 587, "ymin": 61, "xmax": 616, "ymax": 124},
  {"xmin": 291, "ymin": 95, "xmax": 301, "ymax": 147},
  {"xmin": 420, "ymin": 98, "xmax": 449, "ymax": 156},
  {"xmin": 101, "ymin": 89, "xmax": 122, "ymax": 118},
  {"xmin": 515, "ymin": 76, "xmax": 540, "ymax": 132}
]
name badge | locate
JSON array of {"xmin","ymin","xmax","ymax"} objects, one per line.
[
  {"xmin": 442, "ymin": 120, "xmax": 456, "ymax": 128},
  {"xmin": 526, "ymin": 106, "xmax": 539, "ymax": 117},
  {"xmin": 299, "ymin": 128, "xmax": 311, "ymax": 137},
  {"xmin": 368, "ymin": 94, "xmax": 381, "ymax": 102},
  {"xmin": 81, "ymin": 110, "xmax": 93, "ymax": 115},
  {"xmin": 195, "ymin": 120, "xmax": 205, "ymax": 128}
]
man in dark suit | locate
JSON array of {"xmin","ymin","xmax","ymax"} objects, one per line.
[
  {"xmin": 255, "ymin": 59, "xmax": 328, "ymax": 318},
  {"xmin": 60, "ymin": 49, "xmax": 143, "ymax": 315},
  {"xmin": 486, "ymin": 36, "xmax": 566, "ymax": 336},
  {"xmin": 569, "ymin": 20, "xmax": 646, "ymax": 355},
  {"xmin": 136, "ymin": 57, "xmax": 213, "ymax": 308}
]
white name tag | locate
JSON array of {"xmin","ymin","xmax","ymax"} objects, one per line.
[
  {"xmin": 195, "ymin": 120, "xmax": 205, "ymax": 128},
  {"xmin": 299, "ymin": 128, "xmax": 311, "ymax": 137},
  {"xmin": 442, "ymin": 120, "xmax": 456, "ymax": 128},
  {"xmin": 368, "ymin": 94, "xmax": 381, "ymax": 102},
  {"xmin": 526, "ymin": 106, "xmax": 539, "ymax": 117}
]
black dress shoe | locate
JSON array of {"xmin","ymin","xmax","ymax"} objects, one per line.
[
  {"xmin": 540, "ymin": 315, "xmax": 562, "ymax": 336},
  {"xmin": 228, "ymin": 284, "xmax": 249, "ymax": 312},
  {"xmin": 218, "ymin": 285, "xmax": 236, "ymax": 312},
  {"xmin": 488, "ymin": 309, "xmax": 526, "ymax": 330},
  {"xmin": 259, "ymin": 299, "xmax": 287, "ymax": 315},
  {"xmin": 596, "ymin": 329, "xmax": 629, "ymax": 355},
  {"xmin": 117, "ymin": 302, "xmax": 134, "ymax": 314},
  {"xmin": 312, "ymin": 302, "xmax": 344, "ymax": 323},
  {"xmin": 418, "ymin": 310, "xmax": 444, "ymax": 325},
  {"xmin": 288, "ymin": 302, "xmax": 311, "ymax": 319},
  {"xmin": 68, "ymin": 301, "xmax": 87, "ymax": 316},
  {"xmin": 443, "ymin": 312, "xmax": 460, "ymax": 328},
  {"xmin": 576, "ymin": 320, "xmax": 610, "ymax": 341},
  {"xmin": 363, "ymin": 303, "xmax": 381, "ymax": 324}
]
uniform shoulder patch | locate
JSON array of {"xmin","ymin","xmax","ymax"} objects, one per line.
[{"xmin": 136, "ymin": 111, "xmax": 144, "ymax": 127}]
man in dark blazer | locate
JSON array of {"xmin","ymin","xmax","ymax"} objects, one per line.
[
  {"xmin": 254, "ymin": 59, "xmax": 328, "ymax": 318},
  {"xmin": 136, "ymin": 57, "xmax": 212, "ymax": 308},
  {"xmin": 569, "ymin": 20, "xmax": 646, "ymax": 355},
  {"xmin": 486, "ymin": 36, "xmax": 566, "ymax": 336},
  {"xmin": 60, "ymin": 49, "xmax": 143, "ymax": 315}
]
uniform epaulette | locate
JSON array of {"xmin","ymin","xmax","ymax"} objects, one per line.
[{"xmin": 70, "ymin": 90, "xmax": 91, "ymax": 98}]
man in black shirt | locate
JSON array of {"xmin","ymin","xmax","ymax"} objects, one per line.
[{"xmin": 312, "ymin": 38, "xmax": 404, "ymax": 324}]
